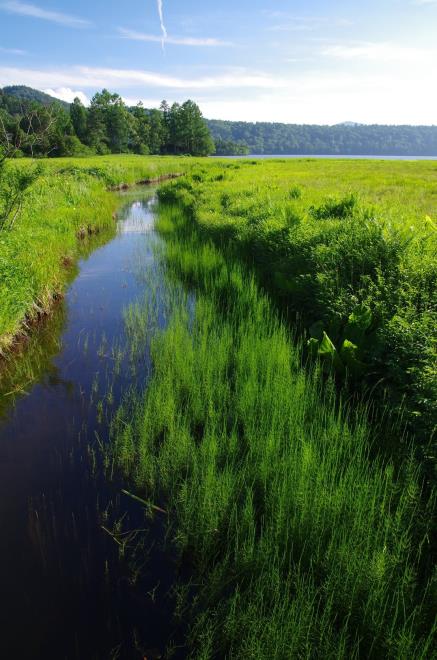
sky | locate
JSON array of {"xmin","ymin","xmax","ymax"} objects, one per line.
[{"xmin": 0, "ymin": 0, "xmax": 437, "ymax": 125}]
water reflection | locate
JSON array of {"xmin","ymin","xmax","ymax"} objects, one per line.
[{"xmin": 0, "ymin": 188, "xmax": 183, "ymax": 659}]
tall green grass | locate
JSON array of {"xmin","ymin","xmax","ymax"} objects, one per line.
[
  {"xmin": 111, "ymin": 204, "xmax": 436, "ymax": 659},
  {"xmin": 0, "ymin": 166, "xmax": 113, "ymax": 352},
  {"xmin": 158, "ymin": 159, "xmax": 437, "ymax": 446},
  {"xmin": 38, "ymin": 153, "xmax": 197, "ymax": 187}
]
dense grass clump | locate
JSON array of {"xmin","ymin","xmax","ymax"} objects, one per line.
[
  {"xmin": 158, "ymin": 158, "xmax": 437, "ymax": 445},
  {"xmin": 0, "ymin": 165, "xmax": 114, "ymax": 352},
  {"xmin": 111, "ymin": 205, "xmax": 436, "ymax": 659}
]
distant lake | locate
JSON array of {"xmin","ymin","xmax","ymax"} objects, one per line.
[{"xmin": 213, "ymin": 154, "xmax": 437, "ymax": 161}]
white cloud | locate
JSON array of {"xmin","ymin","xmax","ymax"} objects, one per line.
[
  {"xmin": 0, "ymin": 1, "xmax": 91, "ymax": 28},
  {"xmin": 118, "ymin": 27, "xmax": 232, "ymax": 47},
  {"xmin": 0, "ymin": 46, "xmax": 27, "ymax": 55},
  {"xmin": 44, "ymin": 87, "xmax": 89, "ymax": 105},
  {"xmin": 267, "ymin": 14, "xmax": 353, "ymax": 31},
  {"xmin": 0, "ymin": 65, "xmax": 289, "ymax": 90},
  {"xmin": 195, "ymin": 80, "xmax": 436, "ymax": 125},
  {"xmin": 1, "ymin": 63, "xmax": 437, "ymax": 125},
  {"xmin": 321, "ymin": 41, "xmax": 434, "ymax": 63},
  {"xmin": 111, "ymin": 69, "xmax": 437, "ymax": 125}
]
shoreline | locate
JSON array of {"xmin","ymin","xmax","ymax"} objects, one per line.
[{"xmin": 0, "ymin": 169, "xmax": 185, "ymax": 367}]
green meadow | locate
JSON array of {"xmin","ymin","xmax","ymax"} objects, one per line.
[
  {"xmin": 158, "ymin": 158, "xmax": 437, "ymax": 444},
  {"xmin": 110, "ymin": 157, "xmax": 436, "ymax": 657},
  {"xmin": 0, "ymin": 155, "xmax": 435, "ymax": 657}
]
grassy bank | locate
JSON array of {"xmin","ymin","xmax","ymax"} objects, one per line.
[
  {"xmin": 40, "ymin": 154, "xmax": 191, "ymax": 187},
  {"xmin": 0, "ymin": 155, "xmax": 193, "ymax": 354},
  {"xmin": 111, "ymin": 204, "xmax": 436, "ymax": 658},
  {"xmin": 158, "ymin": 158, "xmax": 437, "ymax": 445}
]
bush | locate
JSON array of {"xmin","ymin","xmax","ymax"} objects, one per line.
[{"xmin": 309, "ymin": 193, "xmax": 359, "ymax": 219}]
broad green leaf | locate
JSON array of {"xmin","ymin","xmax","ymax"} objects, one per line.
[
  {"xmin": 344, "ymin": 304, "xmax": 372, "ymax": 344},
  {"xmin": 319, "ymin": 331, "xmax": 336, "ymax": 357},
  {"xmin": 318, "ymin": 332, "xmax": 344, "ymax": 374}
]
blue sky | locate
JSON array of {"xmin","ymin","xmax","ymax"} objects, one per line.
[{"xmin": 1, "ymin": 0, "xmax": 436, "ymax": 124}]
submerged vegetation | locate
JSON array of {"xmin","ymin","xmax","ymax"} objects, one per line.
[{"xmin": 111, "ymin": 204, "xmax": 436, "ymax": 658}]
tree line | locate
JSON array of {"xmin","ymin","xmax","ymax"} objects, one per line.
[
  {"xmin": 3, "ymin": 85, "xmax": 437, "ymax": 157},
  {"xmin": 0, "ymin": 87, "xmax": 215, "ymax": 157},
  {"xmin": 207, "ymin": 119, "xmax": 437, "ymax": 156}
]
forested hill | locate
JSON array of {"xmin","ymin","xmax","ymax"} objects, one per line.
[
  {"xmin": 207, "ymin": 119, "xmax": 437, "ymax": 156},
  {"xmin": 2, "ymin": 85, "xmax": 70, "ymax": 111}
]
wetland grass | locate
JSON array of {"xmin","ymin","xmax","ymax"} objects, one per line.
[
  {"xmin": 111, "ymin": 205, "xmax": 436, "ymax": 659},
  {"xmin": 158, "ymin": 158, "xmax": 437, "ymax": 444},
  {"xmin": 0, "ymin": 155, "xmax": 197, "ymax": 357},
  {"xmin": 1, "ymin": 155, "xmax": 434, "ymax": 656}
]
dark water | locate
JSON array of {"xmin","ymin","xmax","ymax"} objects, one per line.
[{"xmin": 0, "ymin": 189, "xmax": 183, "ymax": 659}]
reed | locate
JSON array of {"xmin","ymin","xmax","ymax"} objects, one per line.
[{"xmin": 111, "ymin": 204, "xmax": 436, "ymax": 658}]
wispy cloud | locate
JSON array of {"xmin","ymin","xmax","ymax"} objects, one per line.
[
  {"xmin": 321, "ymin": 41, "xmax": 434, "ymax": 63},
  {"xmin": 0, "ymin": 1, "xmax": 91, "ymax": 28},
  {"xmin": 0, "ymin": 64, "xmax": 289, "ymax": 91},
  {"xmin": 156, "ymin": 0, "xmax": 167, "ymax": 50},
  {"xmin": 1, "ymin": 64, "xmax": 437, "ymax": 124},
  {"xmin": 118, "ymin": 27, "xmax": 232, "ymax": 47},
  {"xmin": 266, "ymin": 13, "xmax": 352, "ymax": 32},
  {"xmin": 0, "ymin": 46, "xmax": 27, "ymax": 55},
  {"xmin": 121, "ymin": 95, "xmax": 164, "ymax": 107}
]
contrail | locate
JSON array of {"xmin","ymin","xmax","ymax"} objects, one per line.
[{"xmin": 156, "ymin": 0, "xmax": 167, "ymax": 51}]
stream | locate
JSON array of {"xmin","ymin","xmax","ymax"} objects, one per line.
[{"xmin": 0, "ymin": 188, "xmax": 183, "ymax": 659}]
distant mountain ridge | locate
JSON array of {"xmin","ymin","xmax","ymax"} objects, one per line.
[{"xmin": 1, "ymin": 85, "xmax": 70, "ymax": 111}]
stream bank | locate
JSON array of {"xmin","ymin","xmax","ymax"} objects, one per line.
[{"xmin": 0, "ymin": 188, "xmax": 186, "ymax": 659}]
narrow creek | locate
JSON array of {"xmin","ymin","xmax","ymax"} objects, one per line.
[{"xmin": 0, "ymin": 187, "xmax": 185, "ymax": 659}]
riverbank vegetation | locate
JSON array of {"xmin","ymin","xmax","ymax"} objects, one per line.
[
  {"xmin": 0, "ymin": 155, "xmax": 193, "ymax": 354},
  {"xmin": 111, "ymin": 204, "xmax": 436, "ymax": 658},
  {"xmin": 158, "ymin": 158, "xmax": 437, "ymax": 447}
]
